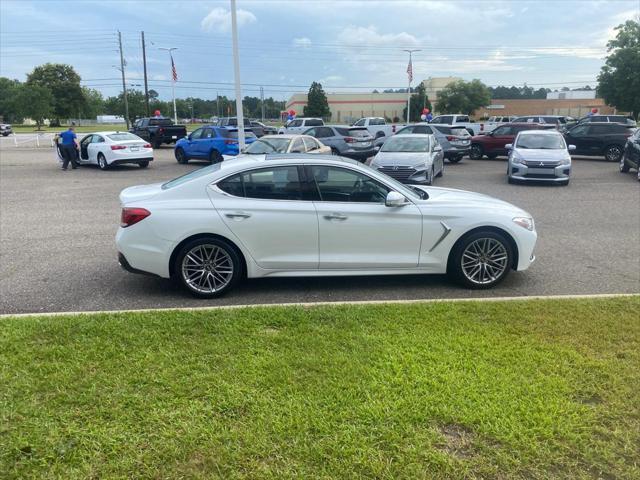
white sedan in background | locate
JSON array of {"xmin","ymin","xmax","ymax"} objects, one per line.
[
  {"xmin": 223, "ymin": 134, "xmax": 331, "ymax": 160},
  {"xmin": 78, "ymin": 131, "xmax": 153, "ymax": 170},
  {"xmin": 116, "ymin": 154, "xmax": 537, "ymax": 298}
]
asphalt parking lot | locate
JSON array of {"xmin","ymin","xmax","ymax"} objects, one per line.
[{"xmin": 1, "ymin": 144, "xmax": 638, "ymax": 314}]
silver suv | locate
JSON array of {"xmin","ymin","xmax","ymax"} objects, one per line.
[{"xmin": 394, "ymin": 123, "xmax": 470, "ymax": 163}]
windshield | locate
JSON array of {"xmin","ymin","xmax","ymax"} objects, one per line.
[
  {"xmin": 107, "ymin": 133, "xmax": 141, "ymax": 141},
  {"xmin": 162, "ymin": 164, "xmax": 222, "ymax": 189},
  {"xmin": 381, "ymin": 137, "xmax": 430, "ymax": 152},
  {"xmin": 516, "ymin": 134, "xmax": 565, "ymax": 149},
  {"xmin": 244, "ymin": 138, "xmax": 291, "ymax": 154}
]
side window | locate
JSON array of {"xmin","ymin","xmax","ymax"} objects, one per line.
[
  {"xmin": 291, "ymin": 119, "xmax": 303, "ymax": 127},
  {"xmin": 354, "ymin": 119, "xmax": 365, "ymax": 126},
  {"xmin": 311, "ymin": 166, "xmax": 389, "ymax": 203},
  {"xmin": 217, "ymin": 167, "xmax": 303, "ymax": 200},
  {"xmin": 290, "ymin": 138, "xmax": 305, "ymax": 153},
  {"xmin": 589, "ymin": 125, "xmax": 610, "ymax": 135},
  {"xmin": 81, "ymin": 135, "xmax": 93, "ymax": 146},
  {"xmin": 398, "ymin": 126, "xmax": 414, "ymax": 134},
  {"xmin": 91, "ymin": 135, "xmax": 105, "ymax": 143},
  {"xmin": 413, "ymin": 126, "xmax": 432, "ymax": 134},
  {"xmin": 493, "ymin": 126, "xmax": 512, "ymax": 136},
  {"xmin": 316, "ymin": 127, "xmax": 334, "ymax": 138},
  {"xmin": 455, "ymin": 116, "xmax": 469, "ymax": 123},
  {"xmin": 304, "ymin": 128, "xmax": 316, "ymax": 137},
  {"xmin": 303, "ymin": 137, "xmax": 319, "ymax": 151},
  {"xmin": 370, "ymin": 118, "xmax": 384, "ymax": 126},
  {"xmin": 431, "ymin": 116, "xmax": 442, "ymax": 123},
  {"xmin": 190, "ymin": 128, "xmax": 204, "ymax": 140},
  {"xmin": 203, "ymin": 128, "xmax": 214, "ymax": 139},
  {"xmin": 305, "ymin": 119, "xmax": 323, "ymax": 127},
  {"xmin": 569, "ymin": 125, "xmax": 589, "ymax": 137},
  {"xmin": 217, "ymin": 174, "xmax": 244, "ymax": 197},
  {"xmin": 441, "ymin": 116, "xmax": 453, "ymax": 124}
]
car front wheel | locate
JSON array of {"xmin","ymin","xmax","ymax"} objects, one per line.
[
  {"xmin": 604, "ymin": 145, "xmax": 623, "ymax": 162},
  {"xmin": 449, "ymin": 230, "xmax": 513, "ymax": 289},
  {"xmin": 174, "ymin": 237, "xmax": 242, "ymax": 298},
  {"xmin": 97, "ymin": 153, "xmax": 108, "ymax": 170},
  {"xmin": 175, "ymin": 147, "xmax": 189, "ymax": 164}
]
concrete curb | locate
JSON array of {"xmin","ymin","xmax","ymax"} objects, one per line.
[{"xmin": 1, "ymin": 293, "xmax": 638, "ymax": 319}]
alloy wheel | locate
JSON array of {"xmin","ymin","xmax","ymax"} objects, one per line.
[
  {"xmin": 460, "ymin": 237, "xmax": 509, "ymax": 285},
  {"xmin": 181, "ymin": 244, "xmax": 234, "ymax": 294},
  {"xmin": 605, "ymin": 146, "xmax": 622, "ymax": 162}
]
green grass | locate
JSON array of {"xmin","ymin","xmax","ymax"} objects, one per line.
[{"xmin": 1, "ymin": 297, "xmax": 639, "ymax": 479}]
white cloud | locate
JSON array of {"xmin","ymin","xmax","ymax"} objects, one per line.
[
  {"xmin": 201, "ymin": 7, "xmax": 257, "ymax": 33},
  {"xmin": 336, "ymin": 25, "xmax": 420, "ymax": 48},
  {"xmin": 293, "ymin": 37, "xmax": 312, "ymax": 48},
  {"xmin": 320, "ymin": 75, "xmax": 344, "ymax": 84}
]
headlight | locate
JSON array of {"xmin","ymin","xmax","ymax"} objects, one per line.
[
  {"xmin": 513, "ymin": 216, "xmax": 535, "ymax": 231},
  {"xmin": 559, "ymin": 156, "xmax": 571, "ymax": 166},
  {"xmin": 511, "ymin": 151, "xmax": 525, "ymax": 164}
]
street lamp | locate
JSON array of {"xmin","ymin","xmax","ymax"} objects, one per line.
[
  {"xmin": 159, "ymin": 47, "xmax": 178, "ymax": 123},
  {"xmin": 403, "ymin": 49, "xmax": 420, "ymax": 124}
]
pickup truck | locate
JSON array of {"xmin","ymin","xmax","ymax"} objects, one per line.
[
  {"xmin": 216, "ymin": 117, "xmax": 268, "ymax": 137},
  {"xmin": 428, "ymin": 114, "xmax": 486, "ymax": 136},
  {"xmin": 352, "ymin": 117, "xmax": 404, "ymax": 141},
  {"xmin": 130, "ymin": 117, "xmax": 187, "ymax": 148},
  {"xmin": 278, "ymin": 117, "xmax": 324, "ymax": 134}
]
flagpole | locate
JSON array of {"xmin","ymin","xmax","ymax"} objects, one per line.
[
  {"xmin": 160, "ymin": 47, "xmax": 178, "ymax": 123},
  {"xmin": 403, "ymin": 49, "xmax": 420, "ymax": 124}
]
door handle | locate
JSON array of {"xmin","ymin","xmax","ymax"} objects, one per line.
[
  {"xmin": 324, "ymin": 213, "xmax": 347, "ymax": 221},
  {"xmin": 225, "ymin": 212, "xmax": 251, "ymax": 219}
]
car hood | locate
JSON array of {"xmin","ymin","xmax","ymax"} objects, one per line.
[
  {"xmin": 513, "ymin": 148, "xmax": 569, "ymax": 160},
  {"xmin": 411, "ymin": 186, "xmax": 530, "ymax": 214},
  {"xmin": 119, "ymin": 182, "xmax": 164, "ymax": 205},
  {"xmin": 371, "ymin": 151, "xmax": 432, "ymax": 167}
]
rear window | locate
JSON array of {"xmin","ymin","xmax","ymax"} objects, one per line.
[
  {"xmin": 107, "ymin": 133, "xmax": 141, "ymax": 141},
  {"xmin": 149, "ymin": 118, "xmax": 173, "ymax": 126},
  {"xmin": 348, "ymin": 128, "xmax": 371, "ymax": 138},
  {"xmin": 221, "ymin": 129, "xmax": 257, "ymax": 139},
  {"xmin": 305, "ymin": 119, "xmax": 323, "ymax": 126},
  {"xmin": 450, "ymin": 127, "xmax": 470, "ymax": 136},
  {"xmin": 162, "ymin": 163, "xmax": 222, "ymax": 190},
  {"xmin": 433, "ymin": 126, "xmax": 452, "ymax": 134}
]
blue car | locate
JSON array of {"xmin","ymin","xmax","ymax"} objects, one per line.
[{"xmin": 174, "ymin": 126, "xmax": 257, "ymax": 164}]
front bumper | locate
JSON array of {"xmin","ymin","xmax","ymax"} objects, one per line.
[
  {"xmin": 510, "ymin": 162, "xmax": 571, "ymax": 182},
  {"xmin": 374, "ymin": 165, "xmax": 430, "ymax": 184}
]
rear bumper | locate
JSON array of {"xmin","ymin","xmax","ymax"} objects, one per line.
[
  {"xmin": 445, "ymin": 146, "xmax": 470, "ymax": 158},
  {"xmin": 118, "ymin": 252, "xmax": 158, "ymax": 277},
  {"xmin": 341, "ymin": 148, "xmax": 376, "ymax": 160},
  {"xmin": 110, "ymin": 157, "xmax": 153, "ymax": 166}
]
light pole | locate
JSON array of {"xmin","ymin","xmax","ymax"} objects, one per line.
[
  {"xmin": 230, "ymin": 0, "xmax": 245, "ymax": 150},
  {"xmin": 403, "ymin": 49, "xmax": 420, "ymax": 124},
  {"xmin": 159, "ymin": 47, "xmax": 178, "ymax": 123}
]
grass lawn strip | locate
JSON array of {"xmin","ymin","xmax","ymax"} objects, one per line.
[{"xmin": 1, "ymin": 297, "xmax": 638, "ymax": 479}]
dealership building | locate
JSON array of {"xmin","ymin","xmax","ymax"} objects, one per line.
[{"xmin": 285, "ymin": 77, "xmax": 461, "ymax": 123}]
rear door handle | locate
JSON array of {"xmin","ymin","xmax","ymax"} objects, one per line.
[
  {"xmin": 324, "ymin": 213, "xmax": 347, "ymax": 221},
  {"xmin": 225, "ymin": 212, "xmax": 251, "ymax": 219}
]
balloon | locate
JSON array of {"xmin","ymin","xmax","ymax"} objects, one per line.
[
  {"xmin": 289, "ymin": 109, "xmax": 296, "ymax": 116},
  {"xmin": 154, "ymin": 110, "xmax": 161, "ymax": 117},
  {"xmin": 287, "ymin": 115, "xmax": 294, "ymax": 121},
  {"xmin": 420, "ymin": 114, "xmax": 427, "ymax": 121},
  {"xmin": 426, "ymin": 113, "xmax": 433, "ymax": 121},
  {"xmin": 425, "ymin": 108, "xmax": 430, "ymax": 114},
  {"xmin": 591, "ymin": 108, "xmax": 598, "ymax": 114}
]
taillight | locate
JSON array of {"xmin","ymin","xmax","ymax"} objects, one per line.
[
  {"xmin": 143, "ymin": 143, "xmax": 151, "ymax": 148},
  {"xmin": 224, "ymin": 139, "xmax": 238, "ymax": 144},
  {"xmin": 446, "ymin": 136, "xmax": 456, "ymax": 141},
  {"xmin": 120, "ymin": 207, "xmax": 150, "ymax": 228},
  {"xmin": 344, "ymin": 136, "xmax": 356, "ymax": 143},
  {"xmin": 111, "ymin": 145, "xmax": 126, "ymax": 150},
  {"xmin": 159, "ymin": 128, "xmax": 165, "ymax": 134}
]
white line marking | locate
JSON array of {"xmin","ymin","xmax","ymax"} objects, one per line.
[{"xmin": 1, "ymin": 293, "xmax": 638, "ymax": 319}]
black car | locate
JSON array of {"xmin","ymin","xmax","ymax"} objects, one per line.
[
  {"xmin": 216, "ymin": 117, "xmax": 264, "ymax": 137},
  {"xmin": 620, "ymin": 128, "xmax": 640, "ymax": 180},
  {"xmin": 130, "ymin": 117, "xmax": 187, "ymax": 148},
  {"xmin": 250, "ymin": 120, "xmax": 277, "ymax": 136},
  {"xmin": 563, "ymin": 122, "xmax": 635, "ymax": 162},
  {"xmin": 577, "ymin": 114, "xmax": 636, "ymax": 127}
]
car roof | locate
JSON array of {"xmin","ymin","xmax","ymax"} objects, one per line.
[
  {"xmin": 508, "ymin": 122, "xmax": 546, "ymax": 127},
  {"xmin": 87, "ymin": 131, "xmax": 136, "ymax": 135},
  {"xmin": 517, "ymin": 129, "xmax": 562, "ymax": 135}
]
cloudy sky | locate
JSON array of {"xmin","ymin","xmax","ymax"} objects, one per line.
[{"xmin": 1, "ymin": 0, "xmax": 638, "ymax": 101}]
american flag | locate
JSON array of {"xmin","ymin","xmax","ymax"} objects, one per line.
[
  {"xmin": 171, "ymin": 54, "xmax": 178, "ymax": 82},
  {"xmin": 407, "ymin": 58, "xmax": 413, "ymax": 83}
]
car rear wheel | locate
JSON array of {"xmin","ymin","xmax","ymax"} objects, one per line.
[
  {"xmin": 209, "ymin": 149, "xmax": 223, "ymax": 164},
  {"xmin": 97, "ymin": 153, "xmax": 108, "ymax": 170},
  {"xmin": 174, "ymin": 237, "xmax": 242, "ymax": 298},
  {"xmin": 604, "ymin": 144, "xmax": 623, "ymax": 162},
  {"xmin": 138, "ymin": 161, "xmax": 149, "ymax": 168},
  {"xmin": 449, "ymin": 230, "xmax": 513, "ymax": 289},
  {"xmin": 175, "ymin": 147, "xmax": 189, "ymax": 164},
  {"xmin": 469, "ymin": 144, "xmax": 483, "ymax": 160},
  {"xmin": 619, "ymin": 154, "xmax": 630, "ymax": 172}
]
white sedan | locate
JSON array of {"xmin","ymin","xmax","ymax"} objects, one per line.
[
  {"xmin": 116, "ymin": 154, "xmax": 537, "ymax": 298},
  {"xmin": 78, "ymin": 131, "xmax": 153, "ymax": 170},
  {"xmin": 223, "ymin": 134, "xmax": 331, "ymax": 160}
]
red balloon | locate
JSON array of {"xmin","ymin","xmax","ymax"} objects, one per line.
[
  {"xmin": 591, "ymin": 108, "xmax": 598, "ymax": 114},
  {"xmin": 425, "ymin": 108, "xmax": 430, "ymax": 114},
  {"xmin": 289, "ymin": 109, "xmax": 296, "ymax": 116},
  {"xmin": 154, "ymin": 110, "xmax": 161, "ymax": 116}
]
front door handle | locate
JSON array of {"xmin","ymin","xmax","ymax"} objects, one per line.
[
  {"xmin": 225, "ymin": 212, "xmax": 251, "ymax": 219},
  {"xmin": 324, "ymin": 213, "xmax": 347, "ymax": 221}
]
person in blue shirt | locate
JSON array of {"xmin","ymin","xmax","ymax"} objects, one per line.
[{"xmin": 54, "ymin": 126, "xmax": 79, "ymax": 170}]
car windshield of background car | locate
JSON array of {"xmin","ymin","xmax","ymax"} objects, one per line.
[
  {"xmin": 516, "ymin": 134, "xmax": 565, "ymax": 150},
  {"xmin": 381, "ymin": 137, "xmax": 429, "ymax": 153}
]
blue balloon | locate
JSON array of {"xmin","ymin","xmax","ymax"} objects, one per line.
[
  {"xmin": 426, "ymin": 113, "xmax": 433, "ymax": 121},
  {"xmin": 287, "ymin": 115, "xmax": 294, "ymax": 121}
]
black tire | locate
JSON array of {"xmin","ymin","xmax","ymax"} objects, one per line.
[
  {"xmin": 138, "ymin": 161, "xmax": 149, "ymax": 168},
  {"xmin": 175, "ymin": 147, "xmax": 189, "ymax": 164},
  {"xmin": 448, "ymin": 230, "xmax": 514, "ymax": 289},
  {"xmin": 209, "ymin": 149, "xmax": 223, "ymax": 164},
  {"xmin": 604, "ymin": 144, "xmax": 623, "ymax": 162},
  {"xmin": 173, "ymin": 237, "xmax": 243, "ymax": 298},
  {"xmin": 468, "ymin": 143, "xmax": 483, "ymax": 160},
  {"xmin": 97, "ymin": 153, "xmax": 109, "ymax": 170},
  {"xmin": 436, "ymin": 162, "xmax": 444, "ymax": 177},
  {"xmin": 487, "ymin": 153, "xmax": 498, "ymax": 160},
  {"xmin": 426, "ymin": 166, "xmax": 434, "ymax": 185},
  {"xmin": 619, "ymin": 154, "xmax": 630, "ymax": 173}
]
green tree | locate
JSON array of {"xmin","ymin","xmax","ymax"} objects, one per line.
[
  {"xmin": 26, "ymin": 63, "xmax": 85, "ymax": 123},
  {"xmin": 104, "ymin": 89, "xmax": 147, "ymax": 123},
  {"xmin": 597, "ymin": 19, "xmax": 640, "ymax": 119},
  {"xmin": 402, "ymin": 83, "xmax": 432, "ymax": 122},
  {"xmin": 0, "ymin": 77, "xmax": 23, "ymax": 123},
  {"xmin": 16, "ymin": 84, "xmax": 53, "ymax": 128},
  {"xmin": 303, "ymin": 82, "xmax": 331, "ymax": 118},
  {"xmin": 81, "ymin": 88, "xmax": 104, "ymax": 119},
  {"xmin": 435, "ymin": 79, "xmax": 491, "ymax": 115}
]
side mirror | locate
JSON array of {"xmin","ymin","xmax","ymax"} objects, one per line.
[
  {"xmin": 385, "ymin": 191, "xmax": 408, "ymax": 207},
  {"xmin": 568, "ymin": 144, "xmax": 576, "ymax": 151},
  {"xmin": 433, "ymin": 145, "xmax": 443, "ymax": 152},
  {"xmin": 505, "ymin": 143, "xmax": 513, "ymax": 150}
]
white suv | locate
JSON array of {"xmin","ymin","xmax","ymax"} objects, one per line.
[{"xmin": 278, "ymin": 118, "xmax": 324, "ymax": 134}]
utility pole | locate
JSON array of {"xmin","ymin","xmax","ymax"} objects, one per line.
[
  {"xmin": 230, "ymin": 0, "xmax": 245, "ymax": 150},
  {"xmin": 159, "ymin": 46, "xmax": 178, "ymax": 124},
  {"xmin": 260, "ymin": 86, "xmax": 265, "ymax": 121},
  {"xmin": 118, "ymin": 31, "xmax": 130, "ymax": 129},
  {"xmin": 216, "ymin": 91, "xmax": 220, "ymax": 118},
  {"xmin": 141, "ymin": 31, "xmax": 150, "ymax": 116},
  {"xmin": 403, "ymin": 49, "xmax": 420, "ymax": 124}
]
